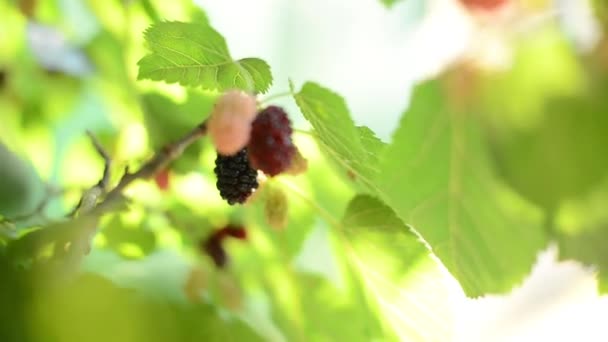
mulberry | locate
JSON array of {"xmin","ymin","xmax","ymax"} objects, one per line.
[
  {"xmin": 214, "ymin": 149, "xmax": 258, "ymax": 205},
  {"xmin": 248, "ymin": 106, "xmax": 296, "ymax": 176},
  {"xmin": 207, "ymin": 90, "xmax": 257, "ymax": 155}
]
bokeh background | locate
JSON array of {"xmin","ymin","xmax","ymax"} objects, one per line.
[{"xmin": 1, "ymin": 0, "xmax": 608, "ymax": 341}]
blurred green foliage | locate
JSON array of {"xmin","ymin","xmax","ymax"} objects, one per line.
[{"xmin": 0, "ymin": 0, "xmax": 607, "ymax": 341}]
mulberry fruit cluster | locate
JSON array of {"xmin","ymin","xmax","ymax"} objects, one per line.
[
  {"xmin": 214, "ymin": 149, "xmax": 259, "ymax": 205},
  {"xmin": 248, "ymin": 106, "xmax": 296, "ymax": 176},
  {"xmin": 210, "ymin": 90, "xmax": 298, "ymax": 205}
]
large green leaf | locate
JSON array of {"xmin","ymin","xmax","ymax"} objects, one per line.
[
  {"xmin": 293, "ymin": 82, "xmax": 383, "ymax": 192},
  {"xmin": 356, "ymin": 126, "xmax": 386, "ymax": 164},
  {"xmin": 138, "ymin": 22, "xmax": 272, "ymax": 93},
  {"xmin": 376, "ymin": 81, "xmax": 546, "ymax": 297},
  {"xmin": 288, "ymin": 273, "xmax": 386, "ymax": 341},
  {"xmin": 488, "ymin": 95, "xmax": 608, "ymax": 212},
  {"xmin": 477, "ymin": 28, "xmax": 608, "ymax": 212},
  {"xmin": 257, "ymin": 224, "xmax": 388, "ymax": 341},
  {"xmin": 600, "ymin": 272, "xmax": 608, "ymax": 294},
  {"xmin": 342, "ymin": 195, "xmax": 452, "ymax": 341},
  {"xmin": 29, "ymin": 273, "xmax": 263, "ymax": 342}
]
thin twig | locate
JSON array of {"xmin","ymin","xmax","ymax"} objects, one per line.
[
  {"xmin": 11, "ymin": 121, "xmax": 209, "ymax": 269},
  {"xmin": 86, "ymin": 130, "xmax": 111, "ymax": 189},
  {"xmin": 293, "ymin": 128, "xmax": 314, "ymax": 137},
  {"xmin": 68, "ymin": 132, "xmax": 113, "ymax": 217},
  {"xmin": 55, "ymin": 121, "xmax": 208, "ymax": 271},
  {"xmin": 95, "ymin": 121, "xmax": 208, "ymax": 212}
]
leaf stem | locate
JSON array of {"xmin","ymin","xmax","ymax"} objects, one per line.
[
  {"xmin": 277, "ymin": 178, "xmax": 341, "ymax": 229},
  {"xmin": 293, "ymin": 128, "xmax": 314, "ymax": 137},
  {"xmin": 258, "ymin": 91, "xmax": 293, "ymax": 105}
]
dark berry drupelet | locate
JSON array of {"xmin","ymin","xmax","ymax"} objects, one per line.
[
  {"xmin": 214, "ymin": 148, "xmax": 258, "ymax": 205},
  {"xmin": 248, "ymin": 106, "xmax": 296, "ymax": 176}
]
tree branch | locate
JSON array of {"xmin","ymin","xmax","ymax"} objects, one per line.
[
  {"xmin": 12, "ymin": 120, "xmax": 209, "ymax": 271},
  {"xmin": 95, "ymin": 121, "xmax": 207, "ymax": 212},
  {"xmin": 67, "ymin": 132, "xmax": 113, "ymax": 217},
  {"xmin": 86, "ymin": 130, "xmax": 111, "ymax": 189}
]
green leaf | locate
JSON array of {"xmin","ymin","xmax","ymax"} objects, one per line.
[
  {"xmin": 30, "ymin": 273, "xmax": 264, "ymax": 342},
  {"xmin": 141, "ymin": 0, "xmax": 162, "ymax": 22},
  {"xmin": 142, "ymin": 91, "xmax": 216, "ymax": 173},
  {"xmin": 137, "ymin": 22, "xmax": 272, "ymax": 93},
  {"xmin": 258, "ymin": 226, "xmax": 387, "ymax": 341},
  {"xmin": 376, "ymin": 81, "xmax": 546, "ymax": 297},
  {"xmin": 7, "ymin": 215, "xmax": 100, "ymax": 261},
  {"xmin": 356, "ymin": 125, "xmax": 386, "ymax": 166},
  {"xmin": 479, "ymin": 27, "xmax": 584, "ymax": 133},
  {"xmin": 83, "ymin": 249, "xmax": 192, "ymax": 303},
  {"xmin": 293, "ymin": 82, "xmax": 383, "ymax": 192},
  {"xmin": 101, "ymin": 215, "xmax": 157, "ymax": 259},
  {"xmin": 485, "ymin": 93, "xmax": 608, "ymax": 212},
  {"xmin": 0, "ymin": 142, "xmax": 45, "ymax": 218},
  {"xmin": 342, "ymin": 195, "xmax": 452, "ymax": 341},
  {"xmin": 295, "ymin": 273, "xmax": 386, "ymax": 341},
  {"xmin": 143, "ymin": 93, "xmax": 197, "ymax": 148},
  {"xmin": 554, "ymin": 178, "xmax": 608, "ymax": 290},
  {"xmin": 599, "ymin": 272, "xmax": 608, "ymax": 294},
  {"xmin": 477, "ymin": 28, "xmax": 608, "ymax": 211}
]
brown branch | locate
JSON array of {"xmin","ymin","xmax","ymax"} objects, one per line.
[
  {"xmin": 52, "ymin": 120, "xmax": 208, "ymax": 272},
  {"xmin": 67, "ymin": 132, "xmax": 113, "ymax": 217},
  {"xmin": 86, "ymin": 130, "xmax": 111, "ymax": 189},
  {"xmin": 94, "ymin": 121, "xmax": 208, "ymax": 213},
  {"xmin": 11, "ymin": 121, "xmax": 209, "ymax": 269}
]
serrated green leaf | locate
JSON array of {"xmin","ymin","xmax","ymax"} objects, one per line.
[
  {"xmin": 137, "ymin": 22, "xmax": 272, "ymax": 93},
  {"xmin": 293, "ymin": 83, "xmax": 382, "ymax": 192},
  {"xmin": 356, "ymin": 126, "xmax": 386, "ymax": 166},
  {"xmin": 342, "ymin": 195, "xmax": 452, "ymax": 341},
  {"xmin": 342, "ymin": 195, "xmax": 427, "ymax": 272},
  {"xmin": 377, "ymin": 81, "xmax": 546, "ymax": 297}
]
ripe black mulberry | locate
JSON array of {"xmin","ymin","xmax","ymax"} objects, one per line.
[{"xmin": 214, "ymin": 149, "xmax": 258, "ymax": 205}]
